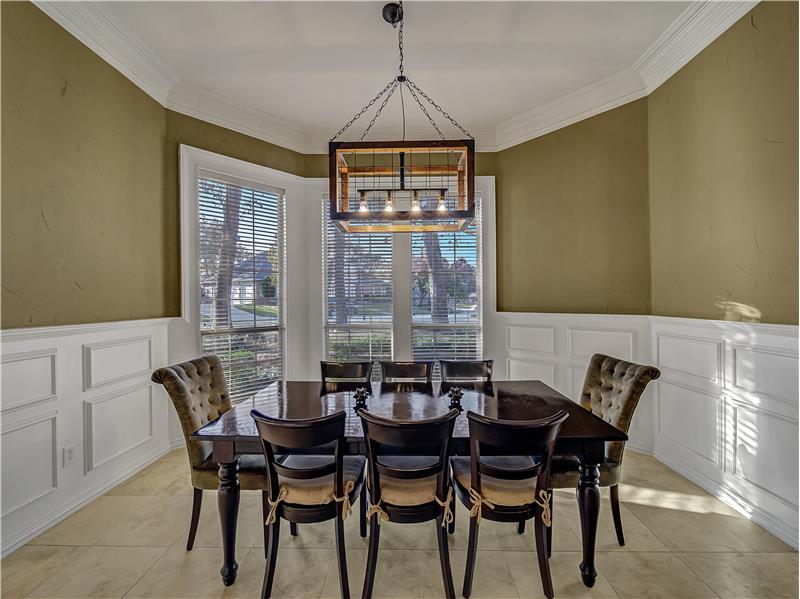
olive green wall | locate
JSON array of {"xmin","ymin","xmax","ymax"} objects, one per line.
[
  {"xmin": 494, "ymin": 99, "xmax": 652, "ymax": 315},
  {"xmin": 648, "ymin": 1, "xmax": 798, "ymax": 325},
  {"xmin": 3, "ymin": 2, "xmax": 797, "ymax": 328},
  {"xmin": 2, "ymin": 2, "xmax": 169, "ymax": 328}
]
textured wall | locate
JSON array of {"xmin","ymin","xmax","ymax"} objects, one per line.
[
  {"xmin": 494, "ymin": 99, "xmax": 651, "ymax": 315},
  {"xmin": 2, "ymin": 2, "xmax": 168, "ymax": 328},
  {"xmin": 649, "ymin": 1, "xmax": 798, "ymax": 325}
]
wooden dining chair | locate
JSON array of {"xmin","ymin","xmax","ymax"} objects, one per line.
[
  {"xmin": 358, "ymin": 408, "xmax": 460, "ymax": 599},
  {"xmin": 440, "ymin": 359, "xmax": 493, "ymax": 393},
  {"xmin": 321, "ymin": 361, "xmax": 373, "ymax": 393},
  {"xmin": 548, "ymin": 353, "xmax": 660, "ymax": 549},
  {"xmin": 151, "ymin": 355, "xmax": 271, "ymax": 551},
  {"xmin": 251, "ymin": 409, "xmax": 367, "ymax": 599},
  {"xmin": 379, "ymin": 360, "xmax": 433, "ymax": 391},
  {"xmin": 451, "ymin": 410, "xmax": 569, "ymax": 599}
]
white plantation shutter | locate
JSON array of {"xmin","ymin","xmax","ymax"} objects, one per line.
[
  {"xmin": 322, "ymin": 199, "xmax": 393, "ymax": 368},
  {"xmin": 411, "ymin": 197, "xmax": 482, "ymax": 375},
  {"xmin": 198, "ymin": 170, "xmax": 285, "ymax": 401}
]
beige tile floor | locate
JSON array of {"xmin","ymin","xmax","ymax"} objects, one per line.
[{"xmin": 2, "ymin": 449, "xmax": 797, "ymax": 599}]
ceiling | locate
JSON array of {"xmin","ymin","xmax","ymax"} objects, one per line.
[{"xmin": 42, "ymin": 1, "xmax": 753, "ymax": 152}]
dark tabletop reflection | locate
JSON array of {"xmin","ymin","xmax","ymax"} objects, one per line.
[{"xmin": 194, "ymin": 380, "xmax": 627, "ymax": 443}]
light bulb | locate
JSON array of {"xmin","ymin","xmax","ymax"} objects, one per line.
[
  {"xmin": 411, "ymin": 192, "xmax": 421, "ymax": 212},
  {"xmin": 359, "ymin": 201, "xmax": 368, "ymax": 213},
  {"xmin": 384, "ymin": 198, "xmax": 393, "ymax": 212},
  {"xmin": 437, "ymin": 198, "xmax": 447, "ymax": 212}
]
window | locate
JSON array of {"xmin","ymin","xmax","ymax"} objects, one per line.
[
  {"xmin": 198, "ymin": 171, "xmax": 285, "ymax": 400},
  {"xmin": 322, "ymin": 197, "xmax": 482, "ymax": 374},
  {"xmin": 411, "ymin": 210, "xmax": 482, "ymax": 372},
  {"xmin": 322, "ymin": 198, "xmax": 393, "ymax": 366}
]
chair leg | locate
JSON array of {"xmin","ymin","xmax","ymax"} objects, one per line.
[
  {"xmin": 186, "ymin": 488, "xmax": 203, "ymax": 551},
  {"xmin": 362, "ymin": 517, "xmax": 381, "ymax": 599},
  {"xmin": 462, "ymin": 517, "xmax": 480, "ymax": 599},
  {"xmin": 448, "ymin": 494, "xmax": 456, "ymax": 535},
  {"xmin": 261, "ymin": 519, "xmax": 281, "ymax": 599},
  {"xmin": 516, "ymin": 520, "xmax": 525, "ymax": 534},
  {"xmin": 435, "ymin": 517, "xmax": 456, "ymax": 599},
  {"xmin": 534, "ymin": 517, "xmax": 554, "ymax": 599},
  {"xmin": 360, "ymin": 485, "xmax": 367, "ymax": 538},
  {"xmin": 335, "ymin": 509, "xmax": 350, "ymax": 599},
  {"xmin": 610, "ymin": 484, "xmax": 625, "ymax": 546},
  {"xmin": 546, "ymin": 493, "xmax": 553, "ymax": 558},
  {"xmin": 290, "ymin": 522, "xmax": 298, "ymax": 537}
]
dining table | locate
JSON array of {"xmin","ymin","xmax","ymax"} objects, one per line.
[{"xmin": 193, "ymin": 379, "xmax": 627, "ymax": 588}]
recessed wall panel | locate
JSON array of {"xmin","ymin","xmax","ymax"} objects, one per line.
[{"xmin": 1, "ymin": 416, "xmax": 57, "ymax": 516}]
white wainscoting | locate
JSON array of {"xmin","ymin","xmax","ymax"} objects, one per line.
[
  {"xmin": 485, "ymin": 312, "xmax": 655, "ymax": 453},
  {"xmin": 650, "ymin": 316, "xmax": 799, "ymax": 548},
  {"xmin": 0, "ymin": 319, "xmax": 171, "ymax": 555}
]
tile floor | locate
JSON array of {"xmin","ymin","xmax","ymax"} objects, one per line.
[{"xmin": 2, "ymin": 449, "xmax": 797, "ymax": 599}]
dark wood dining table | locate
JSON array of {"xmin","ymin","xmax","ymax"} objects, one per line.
[{"xmin": 193, "ymin": 380, "xmax": 626, "ymax": 588}]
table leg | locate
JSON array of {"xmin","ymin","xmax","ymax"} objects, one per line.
[
  {"xmin": 218, "ymin": 460, "xmax": 240, "ymax": 586},
  {"xmin": 577, "ymin": 462, "xmax": 600, "ymax": 588}
]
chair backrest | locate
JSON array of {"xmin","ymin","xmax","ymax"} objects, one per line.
[
  {"xmin": 580, "ymin": 353, "xmax": 661, "ymax": 463},
  {"xmin": 151, "ymin": 355, "xmax": 231, "ymax": 468},
  {"xmin": 380, "ymin": 360, "xmax": 433, "ymax": 383},
  {"xmin": 251, "ymin": 409, "xmax": 347, "ymax": 499},
  {"xmin": 466, "ymin": 410, "xmax": 568, "ymax": 499},
  {"xmin": 358, "ymin": 408, "xmax": 459, "ymax": 503},
  {"xmin": 320, "ymin": 361, "xmax": 373, "ymax": 393},
  {"xmin": 440, "ymin": 360, "xmax": 494, "ymax": 393},
  {"xmin": 440, "ymin": 360, "xmax": 493, "ymax": 382}
]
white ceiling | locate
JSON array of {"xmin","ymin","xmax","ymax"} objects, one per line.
[
  {"xmin": 103, "ymin": 1, "xmax": 687, "ymax": 143},
  {"xmin": 40, "ymin": 1, "xmax": 754, "ymax": 152}
]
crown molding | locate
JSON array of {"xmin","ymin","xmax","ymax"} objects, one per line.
[
  {"xmin": 494, "ymin": 0, "xmax": 758, "ymax": 150},
  {"xmin": 635, "ymin": 0, "xmax": 759, "ymax": 94},
  {"xmin": 33, "ymin": 1, "xmax": 178, "ymax": 104},
  {"xmin": 494, "ymin": 68, "xmax": 648, "ymax": 151},
  {"xmin": 35, "ymin": 0, "xmax": 756, "ymax": 156},
  {"xmin": 166, "ymin": 82, "xmax": 309, "ymax": 154}
]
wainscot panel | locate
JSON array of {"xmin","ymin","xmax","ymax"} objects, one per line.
[{"xmin": 0, "ymin": 318, "xmax": 171, "ymax": 556}]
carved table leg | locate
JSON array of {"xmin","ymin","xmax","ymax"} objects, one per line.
[
  {"xmin": 577, "ymin": 462, "xmax": 600, "ymax": 587},
  {"xmin": 218, "ymin": 460, "xmax": 240, "ymax": 586}
]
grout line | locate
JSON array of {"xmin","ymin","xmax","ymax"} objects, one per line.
[
  {"xmin": 120, "ymin": 543, "xmax": 175, "ymax": 599},
  {"xmin": 671, "ymin": 551, "xmax": 723, "ymax": 599}
]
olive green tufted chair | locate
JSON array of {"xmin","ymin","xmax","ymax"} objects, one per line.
[
  {"xmin": 152, "ymin": 355, "xmax": 270, "ymax": 551},
  {"xmin": 548, "ymin": 353, "xmax": 660, "ymax": 547}
]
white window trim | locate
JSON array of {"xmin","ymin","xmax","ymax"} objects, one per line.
[{"xmin": 176, "ymin": 145, "xmax": 307, "ymax": 376}]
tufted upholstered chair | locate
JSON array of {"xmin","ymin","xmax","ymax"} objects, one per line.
[
  {"xmin": 151, "ymin": 355, "xmax": 270, "ymax": 551},
  {"xmin": 548, "ymin": 353, "xmax": 660, "ymax": 547}
]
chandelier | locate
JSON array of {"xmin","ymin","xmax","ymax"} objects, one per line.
[{"xmin": 328, "ymin": 1, "xmax": 475, "ymax": 233}]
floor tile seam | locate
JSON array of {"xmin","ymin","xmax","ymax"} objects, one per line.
[
  {"xmin": 670, "ymin": 550, "xmax": 725, "ymax": 599},
  {"xmin": 119, "ymin": 543, "xmax": 177, "ymax": 599}
]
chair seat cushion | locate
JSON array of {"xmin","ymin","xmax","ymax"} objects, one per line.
[
  {"xmin": 192, "ymin": 454, "xmax": 269, "ymax": 491},
  {"xmin": 279, "ymin": 455, "xmax": 366, "ymax": 506},
  {"xmin": 547, "ymin": 456, "xmax": 620, "ymax": 488},
  {"xmin": 451, "ymin": 456, "xmax": 539, "ymax": 507},
  {"xmin": 372, "ymin": 456, "xmax": 441, "ymax": 507}
]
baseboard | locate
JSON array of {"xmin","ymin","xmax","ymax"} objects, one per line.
[
  {"xmin": 626, "ymin": 440, "xmax": 654, "ymax": 455},
  {"xmin": 1, "ymin": 444, "xmax": 171, "ymax": 557},
  {"xmin": 170, "ymin": 437, "xmax": 186, "ymax": 450},
  {"xmin": 654, "ymin": 449, "xmax": 799, "ymax": 550}
]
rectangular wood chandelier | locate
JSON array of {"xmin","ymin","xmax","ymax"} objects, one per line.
[{"xmin": 328, "ymin": 139, "xmax": 475, "ymax": 233}]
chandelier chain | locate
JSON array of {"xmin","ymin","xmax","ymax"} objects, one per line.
[
  {"xmin": 360, "ymin": 79, "xmax": 400, "ymax": 140},
  {"xmin": 330, "ymin": 78, "xmax": 397, "ymax": 142},
  {"xmin": 403, "ymin": 81, "xmax": 445, "ymax": 140},
  {"xmin": 397, "ymin": 0, "xmax": 404, "ymax": 77},
  {"xmin": 405, "ymin": 78, "xmax": 473, "ymax": 139}
]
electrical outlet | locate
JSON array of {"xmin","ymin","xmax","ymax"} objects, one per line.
[{"xmin": 62, "ymin": 445, "xmax": 77, "ymax": 467}]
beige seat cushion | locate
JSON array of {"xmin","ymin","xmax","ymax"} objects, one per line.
[
  {"xmin": 547, "ymin": 456, "xmax": 620, "ymax": 489},
  {"xmin": 192, "ymin": 454, "xmax": 269, "ymax": 491},
  {"xmin": 371, "ymin": 456, "xmax": 441, "ymax": 507},
  {"xmin": 279, "ymin": 455, "xmax": 366, "ymax": 506},
  {"xmin": 451, "ymin": 456, "xmax": 540, "ymax": 507}
]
